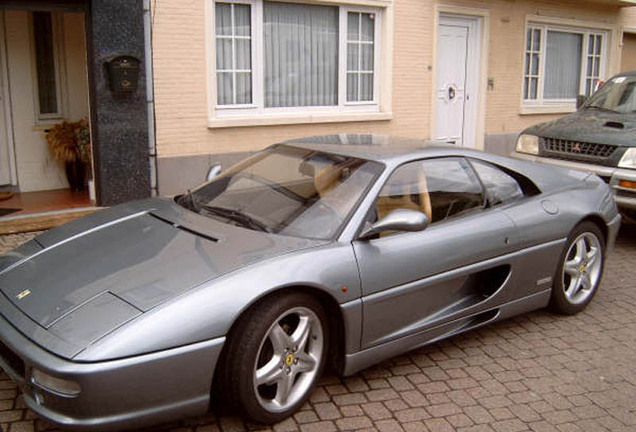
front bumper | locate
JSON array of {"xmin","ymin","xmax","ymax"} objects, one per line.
[
  {"xmin": 0, "ymin": 311, "xmax": 225, "ymax": 431},
  {"xmin": 512, "ymin": 152, "xmax": 636, "ymax": 211}
]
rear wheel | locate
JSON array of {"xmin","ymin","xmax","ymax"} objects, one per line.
[
  {"xmin": 550, "ymin": 222, "xmax": 605, "ymax": 315},
  {"xmin": 221, "ymin": 292, "xmax": 327, "ymax": 424}
]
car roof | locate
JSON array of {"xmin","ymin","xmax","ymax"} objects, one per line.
[
  {"xmin": 615, "ymin": 70, "xmax": 636, "ymax": 77},
  {"xmin": 281, "ymin": 134, "xmax": 479, "ymax": 165}
]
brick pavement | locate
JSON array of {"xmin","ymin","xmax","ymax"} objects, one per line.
[{"xmin": 1, "ymin": 226, "xmax": 635, "ymax": 432}]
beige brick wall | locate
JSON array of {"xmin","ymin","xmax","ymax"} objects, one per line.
[{"xmin": 151, "ymin": 0, "xmax": 624, "ymax": 157}]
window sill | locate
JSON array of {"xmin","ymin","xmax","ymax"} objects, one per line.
[
  {"xmin": 519, "ymin": 105, "xmax": 577, "ymax": 115},
  {"xmin": 208, "ymin": 111, "xmax": 393, "ymax": 128}
]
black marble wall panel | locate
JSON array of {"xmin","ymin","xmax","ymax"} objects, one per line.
[{"xmin": 86, "ymin": 0, "xmax": 150, "ymax": 206}]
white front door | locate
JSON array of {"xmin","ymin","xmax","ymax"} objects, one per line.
[{"xmin": 434, "ymin": 14, "xmax": 481, "ymax": 148}]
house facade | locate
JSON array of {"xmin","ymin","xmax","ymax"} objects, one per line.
[
  {"xmin": 152, "ymin": 0, "xmax": 636, "ymax": 195},
  {"xmin": 0, "ymin": 0, "xmax": 152, "ymax": 208}
]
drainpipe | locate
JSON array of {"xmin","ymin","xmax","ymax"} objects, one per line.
[{"xmin": 143, "ymin": 0, "xmax": 158, "ymax": 196}]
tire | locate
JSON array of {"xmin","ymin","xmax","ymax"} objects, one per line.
[
  {"xmin": 221, "ymin": 292, "xmax": 328, "ymax": 424},
  {"xmin": 549, "ymin": 222, "xmax": 605, "ymax": 315}
]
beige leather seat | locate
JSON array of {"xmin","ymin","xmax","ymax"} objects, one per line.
[
  {"xmin": 376, "ymin": 168, "xmax": 432, "ymax": 221},
  {"xmin": 314, "ymin": 165, "xmax": 343, "ymax": 197}
]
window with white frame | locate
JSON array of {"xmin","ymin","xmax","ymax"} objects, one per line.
[
  {"xmin": 32, "ymin": 11, "xmax": 65, "ymax": 120},
  {"xmin": 523, "ymin": 22, "xmax": 607, "ymax": 107},
  {"xmin": 212, "ymin": 0, "xmax": 381, "ymax": 114}
]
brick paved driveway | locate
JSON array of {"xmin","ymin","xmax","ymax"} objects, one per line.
[{"xmin": 1, "ymin": 226, "xmax": 636, "ymax": 432}]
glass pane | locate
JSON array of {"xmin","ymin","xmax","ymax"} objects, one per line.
[
  {"xmin": 470, "ymin": 160, "xmax": 522, "ymax": 206},
  {"xmin": 544, "ymin": 31, "xmax": 582, "ymax": 99},
  {"xmin": 217, "ymin": 72, "xmax": 233, "ymax": 105},
  {"xmin": 595, "ymin": 35, "xmax": 602, "ymax": 55},
  {"xmin": 234, "ymin": 4, "xmax": 251, "ymax": 36},
  {"xmin": 235, "ymin": 39, "xmax": 251, "ymax": 70},
  {"xmin": 531, "ymin": 53, "xmax": 539, "ymax": 75},
  {"xmin": 360, "ymin": 73, "xmax": 373, "ymax": 101},
  {"xmin": 264, "ymin": 2, "xmax": 338, "ymax": 107},
  {"xmin": 33, "ymin": 12, "xmax": 58, "ymax": 115},
  {"xmin": 594, "ymin": 57, "xmax": 600, "ymax": 76},
  {"xmin": 236, "ymin": 72, "xmax": 252, "ymax": 104},
  {"xmin": 586, "ymin": 78, "xmax": 592, "ymax": 96},
  {"xmin": 588, "ymin": 34, "xmax": 594, "ymax": 55},
  {"xmin": 526, "ymin": 28, "xmax": 532, "ymax": 51},
  {"xmin": 361, "ymin": 44, "xmax": 374, "ymax": 71},
  {"xmin": 216, "ymin": 39, "xmax": 232, "ymax": 70},
  {"xmin": 347, "ymin": 43, "xmax": 358, "ymax": 71},
  {"xmin": 215, "ymin": 3, "xmax": 232, "ymax": 36},
  {"xmin": 525, "ymin": 53, "xmax": 530, "ymax": 75},
  {"xmin": 380, "ymin": 159, "xmax": 482, "ymax": 224},
  {"xmin": 587, "ymin": 57, "xmax": 593, "ymax": 76},
  {"xmin": 348, "ymin": 12, "xmax": 359, "ymax": 40},
  {"xmin": 533, "ymin": 29, "xmax": 541, "ymax": 51},
  {"xmin": 530, "ymin": 77, "xmax": 538, "ymax": 99},
  {"xmin": 347, "ymin": 73, "xmax": 358, "ymax": 102},
  {"xmin": 524, "ymin": 77, "xmax": 529, "ymax": 99},
  {"xmin": 361, "ymin": 13, "xmax": 374, "ymax": 42}
]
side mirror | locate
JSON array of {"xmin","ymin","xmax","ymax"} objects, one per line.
[
  {"xmin": 576, "ymin": 95, "xmax": 587, "ymax": 109},
  {"xmin": 359, "ymin": 209, "xmax": 429, "ymax": 240},
  {"xmin": 206, "ymin": 164, "xmax": 222, "ymax": 182}
]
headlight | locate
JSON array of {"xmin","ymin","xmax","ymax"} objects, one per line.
[
  {"xmin": 31, "ymin": 368, "xmax": 81, "ymax": 396},
  {"xmin": 516, "ymin": 134, "xmax": 539, "ymax": 155},
  {"xmin": 618, "ymin": 148, "xmax": 636, "ymax": 169}
]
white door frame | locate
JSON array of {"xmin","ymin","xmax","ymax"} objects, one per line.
[
  {"xmin": 431, "ymin": 7, "xmax": 488, "ymax": 150},
  {"xmin": 0, "ymin": 11, "xmax": 17, "ymax": 186}
]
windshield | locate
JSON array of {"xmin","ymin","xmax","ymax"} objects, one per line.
[
  {"xmin": 177, "ymin": 146, "xmax": 383, "ymax": 240},
  {"xmin": 584, "ymin": 75, "xmax": 636, "ymax": 114}
]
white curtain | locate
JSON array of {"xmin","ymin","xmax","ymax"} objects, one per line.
[
  {"xmin": 264, "ymin": 2, "xmax": 338, "ymax": 107},
  {"xmin": 544, "ymin": 31, "xmax": 582, "ymax": 99}
]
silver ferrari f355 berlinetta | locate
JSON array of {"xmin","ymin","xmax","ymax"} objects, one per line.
[{"xmin": 0, "ymin": 135, "xmax": 621, "ymax": 430}]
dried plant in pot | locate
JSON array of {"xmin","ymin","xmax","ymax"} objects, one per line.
[{"xmin": 45, "ymin": 119, "xmax": 92, "ymax": 191}]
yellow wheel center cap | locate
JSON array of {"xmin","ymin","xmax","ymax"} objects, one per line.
[
  {"xmin": 579, "ymin": 264, "xmax": 585, "ymax": 273},
  {"xmin": 285, "ymin": 353, "xmax": 295, "ymax": 366}
]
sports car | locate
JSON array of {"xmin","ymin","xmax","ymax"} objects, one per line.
[{"xmin": 0, "ymin": 134, "xmax": 621, "ymax": 430}]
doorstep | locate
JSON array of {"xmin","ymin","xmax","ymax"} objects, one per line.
[{"xmin": 0, "ymin": 207, "xmax": 101, "ymax": 235}]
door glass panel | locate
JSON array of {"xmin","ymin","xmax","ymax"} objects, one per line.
[
  {"xmin": 470, "ymin": 160, "xmax": 523, "ymax": 206},
  {"xmin": 375, "ymin": 158, "xmax": 484, "ymax": 230}
]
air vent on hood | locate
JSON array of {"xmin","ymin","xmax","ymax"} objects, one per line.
[
  {"xmin": 149, "ymin": 213, "xmax": 219, "ymax": 243},
  {"xmin": 603, "ymin": 121, "xmax": 624, "ymax": 129}
]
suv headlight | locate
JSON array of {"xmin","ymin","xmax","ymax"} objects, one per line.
[
  {"xmin": 516, "ymin": 134, "xmax": 539, "ymax": 155},
  {"xmin": 618, "ymin": 148, "xmax": 636, "ymax": 169}
]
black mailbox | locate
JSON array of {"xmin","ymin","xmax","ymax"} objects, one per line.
[{"xmin": 106, "ymin": 56, "xmax": 140, "ymax": 93}]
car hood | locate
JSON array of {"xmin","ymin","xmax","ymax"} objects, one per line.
[
  {"xmin": 524, "ymin": 109, "xmax": 636, "ymax": 147},
  {"xmin": 0, "ymin": 198, "xmax": 326, "ymax": 358}
]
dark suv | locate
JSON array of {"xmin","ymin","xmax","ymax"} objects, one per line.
[{"xmin": 512, "ymin": 71, "xmax": 636, "ymax": 219}]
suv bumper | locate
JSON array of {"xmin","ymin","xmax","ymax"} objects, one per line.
[{"xmin": 512, "ymin": 152, "xmax": 636, "ymax": 211}]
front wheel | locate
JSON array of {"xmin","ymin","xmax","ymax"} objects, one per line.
[
  {"xmin": 221, "ymin": 292, "xmax": 328, "ymax": 424},
  {"xmin": 550, "ymin": 222, "xmax": 605, "ymax": 315}
]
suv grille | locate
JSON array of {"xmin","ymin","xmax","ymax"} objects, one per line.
[
  {"xmin": 541, "ymin": 137, "xmax": 616, "ymax": 158},
  {"xmin": 0, "ymin": 340, "xmax": 25, "ymax": 378}
]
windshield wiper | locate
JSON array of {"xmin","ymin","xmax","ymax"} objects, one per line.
[
  {"xmin": 200, "ymin": 205, "xmax": 271, "ymax": 233},
  {"xmin": 175, "ymin": 189, "xmax": 200, "ymax": 212},
  {"xmin": 586, "ymin": 105, "xmax": 618, "ymax": 113}
]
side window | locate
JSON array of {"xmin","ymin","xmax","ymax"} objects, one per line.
[
  {"xmin": 374, "ymin": 158, "xmax": 484, "ymax": 227},
  {"xmin": 470, "ymin": 160, "xmax": 523, "ymax": 207},
  {"xmin": 422, "ymin": 158, "xmax": 484, "ymax": 222}
]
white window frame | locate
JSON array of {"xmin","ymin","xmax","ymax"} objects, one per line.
[
  {"xmin": 209, "ymin": 0, "xmax": 382, "ymax": 122},
  {"xmin": 521, "ymin": 17, "xmax": 611, "ymax": 114},
  {"xmin": 29, "ymin": 11, "xmax": 68, "ymax": 123}
]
